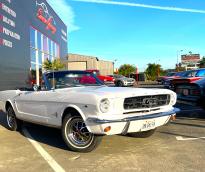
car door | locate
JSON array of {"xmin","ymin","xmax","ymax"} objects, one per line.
[{"xmin": 14, "ymin": 89, "xmax": 64, "ymax": 126}]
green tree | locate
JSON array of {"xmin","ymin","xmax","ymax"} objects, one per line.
[
  {"xmin": 118, "ymin": 64, "xmax": 136, "ymax": 76},
  {"xmin": 43, "ymin": 59, "xmax": 65, "ymax": 71},
  {"xmin": 145, "ymin": 63, "xmax": 162, "ymax": 81},
  {"xmin": 199, "ymin": 57, "xmax": 205, "ymax": 68}
]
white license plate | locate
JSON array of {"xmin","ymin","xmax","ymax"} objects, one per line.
[{"xmin": 141, "ymin": 120, "xmax": 155, "ymax": 131}]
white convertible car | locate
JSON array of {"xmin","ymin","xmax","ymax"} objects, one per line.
[{"xmin": 0, "ymin": 71, "xmax": 179, "ymax": 152}]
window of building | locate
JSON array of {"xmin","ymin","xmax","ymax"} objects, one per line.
[{"xmin": 29, "ymin": 26, "xmax": 60, "ymax": 86}]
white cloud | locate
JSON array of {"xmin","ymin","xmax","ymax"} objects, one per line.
[
  {"xmin": 73, "ymin": 0, "xmax": 205, "ymax": 14},
  {"xmin": 47, "ymin": 0, "xmax": 79, "ymax": 32}
]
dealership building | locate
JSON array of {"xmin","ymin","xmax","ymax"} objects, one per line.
[{"xmin": 0, "ymin": 0, "xmax": 67, "ymax": 90}]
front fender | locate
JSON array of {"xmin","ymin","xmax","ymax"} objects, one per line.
[{"xmin": 61, "ymin": 104, "xmax": 93, "ymax": 132}]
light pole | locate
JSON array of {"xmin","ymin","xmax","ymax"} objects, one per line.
[
  {"xmin": 113, "ymin": 59, "xmax": 118, "ymax": 74},
  {"xmin": 177, "ymin": 50, "xmax": 183, "ymax": 65},
  {"xmin": 177, "ymin": 50, "xmax": 183, "ymax": 71}
]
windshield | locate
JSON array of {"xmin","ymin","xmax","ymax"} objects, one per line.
[
  {"xmin": 91, "ymin": 71, "xmax": 100, "ymax": 76},
  {"xmin": 167, "ymin": 72, "xmax": 176, "ymax": 76},
  {"xmin": 195, "ymin": 69, "xmax": 205, "ymax": 77},
  {"xmin": 46, "ymin": 71, "xmax": 104, "ymax": 89},
  {"xmin": 114, "ymin": 74, "xmax": 125, "ymax": 78}
]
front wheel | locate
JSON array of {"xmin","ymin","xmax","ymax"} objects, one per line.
[
  {"xmin": 6, "ymin": 106, "xmax": 22, "ymax": 131},
  {"xmin": 117, "ymin": 81, "xmax": 123, "ymax": 87},
  {"xmin": 62, "ymin": 115, "xmax": 102, "ymax": 152},
  {"xmin": 127, "ymin": 129, "xmax": 156, "ymax": 138}
]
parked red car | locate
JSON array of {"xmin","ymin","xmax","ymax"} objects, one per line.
[
  {"xmin": 86, "ymin": 69, "xmax": 115, "ymax": 85},
  {"xmin": 171, "ymin": 69, "xmax": 205, "ymax": 89},
  {"xmin": 157, "ymin": 72, "xmax": 176, "ymax": 83}
]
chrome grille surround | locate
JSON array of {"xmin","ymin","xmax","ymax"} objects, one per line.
[{"xmin": 124, "ymin": 94, "xmax": 170, "ymax": 110}]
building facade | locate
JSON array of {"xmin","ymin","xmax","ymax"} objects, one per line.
[
  {"xmin": 64, "ymin": 54, "xmax": 114, "ymax": 75},
  {"xmin": 0, "ymin": 0, "xmax": 67, "ymax": 90}
]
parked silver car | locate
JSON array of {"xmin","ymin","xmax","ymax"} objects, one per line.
[{"xmin": 111, "ymin": 74, "xmax": 135, "ymax": 87}]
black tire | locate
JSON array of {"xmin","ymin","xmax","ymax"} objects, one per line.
[
  {"xmin": 127, "ymin": 129, "xmax": 156, "ymax": 138},
  {"xmin": 117, "ymin": 81, "xmax": 123, "ymax": 87},
  {"xmin": 200, "ymin": 98, "xmax": 205, "ymax": 111},
  {"xmin": 6, "ymin": 106, "xmax": 22, "ymax": 131},
  {"xmin": 62, "ymin": 115, "xmax": 102, "ymax": 152}
]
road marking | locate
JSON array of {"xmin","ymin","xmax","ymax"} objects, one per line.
[
  {"xmin": 22, "ymin": 128, "xmax": 65, "ymax": 172},
  {"xmin": 176, "ymin": 136, "xmax": 205, "ymax": 141}
]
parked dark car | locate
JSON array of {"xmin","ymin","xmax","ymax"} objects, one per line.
[
  {"xmin": 175, "ymin": 77, "xmax": 205, "ymax": 110},
  {"xmin": 163, "ymin": 71, "xmax": 187, "ymax": 88},
  {"xmin": 167, "ymin": 69, "xmax": 205, "ymax": 89}
]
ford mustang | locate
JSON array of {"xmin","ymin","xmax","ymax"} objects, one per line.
[{"xmin": 0, "ymin": 71, "xmax": 179, "ymax": 152}]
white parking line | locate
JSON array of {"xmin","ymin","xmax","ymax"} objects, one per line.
[
  {"xmin": 22, "ymin": 128, "xmax": 65, "ymax": 172},
  {"xmin": 176, "ymin": 136, "xmax": 205, "ymax": 141}
]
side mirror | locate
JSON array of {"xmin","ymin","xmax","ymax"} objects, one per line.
[{"xmin": 33, "ymin": 84, "xmax": 40, "ymax": 91}]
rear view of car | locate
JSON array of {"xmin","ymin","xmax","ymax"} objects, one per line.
[{"xmin": 175, "ymin": 78, "xmax": 205, "ymax": 110}]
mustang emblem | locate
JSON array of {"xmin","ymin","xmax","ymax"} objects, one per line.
[{"xmin": 142, "ymin": 98, "xmax": 158, "ymax": 106}]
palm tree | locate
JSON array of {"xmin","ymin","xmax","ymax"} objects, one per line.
[{"xmin": 43, "ymin": 59, "xmax": 65, "ymax": 71}]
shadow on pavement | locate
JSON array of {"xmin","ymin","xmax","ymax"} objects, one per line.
[
  {"xmin": 175, "ymin": 103, "xmax": 205, "ymax": 119},
  {"xmin": 159, "ymin": 131, "xmax": 205, "ymax": 140},
  {"xmin": 0, "ymin": 110, "xmax": 68, "ymax": 151},
  {"xmin": 22, "ymin": 123, "xmax": 68, "ymax": 151},
  {"xmin": 171, "ymin": 121, "xmax": 205, "ymax": 128}
]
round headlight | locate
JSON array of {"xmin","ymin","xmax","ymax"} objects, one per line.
[{"xmin": 99, "ymin": 98, "xmax": 110, "ymax": 113}]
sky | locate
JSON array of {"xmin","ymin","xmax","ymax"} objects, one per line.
[{"xmin": 47, "ymin": 0, "xmax": 205, "ymax": 71}]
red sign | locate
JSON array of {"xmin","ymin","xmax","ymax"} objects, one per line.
[
  {"xmin": 181, "ymin": 54, "xmax": 200, "ymax": 64},
  {"xmin": 37, "ymin": 8, "xmax": 56, "ymax": 34}
]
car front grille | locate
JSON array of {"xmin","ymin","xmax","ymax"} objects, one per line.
[{"xmin": 124, "ymin": 94, "xmax": 170, "ymax": 110}]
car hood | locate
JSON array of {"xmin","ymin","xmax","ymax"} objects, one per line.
[{"xmin": 57, "ymin": 86, "xmax": 174, "ymax": 99}]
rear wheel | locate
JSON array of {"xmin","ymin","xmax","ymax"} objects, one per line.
[
  {"xmin": 6, "ymin": 106, "xmax": 22, "ymax": 131},
  {"xmin": 62, "ymin": 115, "xmax": 102, "ymax": 152},
  {"xmin": 201, "ymin": 98, "xmax": 205, "ymax": 110},
  {"xmin": 127, "ymin": 129, "xmax": 156, "ymax": 138}
]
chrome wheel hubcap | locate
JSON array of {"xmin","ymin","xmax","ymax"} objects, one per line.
[
  {"xmin": 7, "ymin": 109, "xmax": 15, "ymax": 128},
  {"xmin": 67, "ymin": 118, "xmax": 94, "ymax": 146}
]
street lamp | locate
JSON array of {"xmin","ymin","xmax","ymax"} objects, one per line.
[
  {"xmin": 113, "ymin": 59, "xmax": 118, "ymax": 74},
  {"xmin": 177, "ymin": 50, "xmax": 183, "ymax": 65}
]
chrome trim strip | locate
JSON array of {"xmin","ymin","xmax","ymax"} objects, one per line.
[{"xmin": 87, "ymin": 108, "xmax": 180, "ymax": 124}]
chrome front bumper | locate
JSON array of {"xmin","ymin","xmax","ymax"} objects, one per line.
[{"xmin": 87, "ymin": 108, "xmax": 180, "ymax": 124}]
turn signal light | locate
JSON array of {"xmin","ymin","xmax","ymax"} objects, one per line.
[
  {"xmin": 104, "ymin": 126, "xmax": 111, "ymax": 132},
  {"xmin": 171, "ymin": 115, "xmax": 176, "ymax": 121}
]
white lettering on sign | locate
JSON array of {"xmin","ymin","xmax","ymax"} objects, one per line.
[
  {"xmin": 61, "ymin": 35, "xmax": 67, "ymax": 43},
  {"xmin": 2, "ymin": 15, "xmax": 15, "ymax": 27},
  {"xmin": 3, "ymin": 38, "xmax": 12, "ymax": 47},
  {"xmin": 3, "ymin": 27, "xmax": 20, "ymax": 40},
  {"xmin": 61, "ymin": 29, "xmax": 67, "ymax": 37},
  {"xmin": 1, "ymin": 3, "xmax": 16, "ymax": 18},
  {"xmin": 0, "ymin": 38, "xmax": 12, "ymax": 48}
]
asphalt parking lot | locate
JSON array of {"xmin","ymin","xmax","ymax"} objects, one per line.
[{"xmin": 0, "ymin": 104, "xmax": 205, "ymax": 172}]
